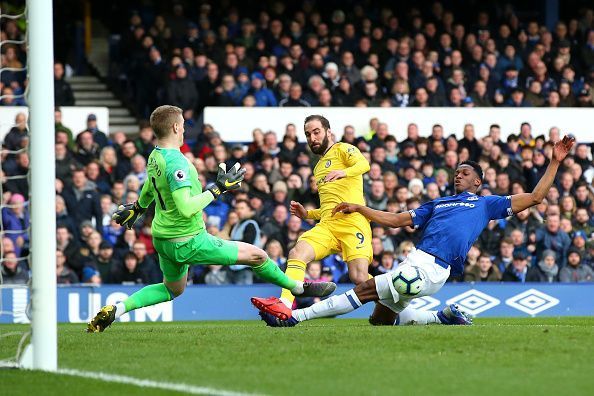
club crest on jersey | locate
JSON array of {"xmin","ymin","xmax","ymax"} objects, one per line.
[
  {"xmin": 174, "ymin": 169, "xmax": 187, "ymax": 181},
  {"xmin": 467, "ymin": 196, "xmax": 479, "ymax": 201},
  {"xmin": 325, "ymin": 160, "xmax": 332, "ymax": 168}
]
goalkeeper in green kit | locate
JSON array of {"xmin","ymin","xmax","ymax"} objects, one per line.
[{"xmin": 87, "ymin": 105, "xmax": 336, "ymax": 332}]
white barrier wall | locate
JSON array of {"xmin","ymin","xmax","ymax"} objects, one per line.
[
  {"xmin": 204, "ymin": 107, "xmax": 594, "ymax": 142},
  {"xmin": 0, "ymin": 106, "xmax": 109, "ymax": 141}
]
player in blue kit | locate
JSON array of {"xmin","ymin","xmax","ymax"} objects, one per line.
[{"xmin": 255, "ymin": 135, "xmax": 575, "ymax": 326}]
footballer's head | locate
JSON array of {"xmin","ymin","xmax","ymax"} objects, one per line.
[
  {"xmin": 304, "ymin": 114, "xmax": 333, "ymax": 155},
  {"xmin": 455, "ymin": 160, "xmax": 483, "ymax": 193},
  {"xmin": 150, "ymin": 105, "xmax": 185, "ymax": 146}
]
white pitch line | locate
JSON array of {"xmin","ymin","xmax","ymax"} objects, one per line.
[{"xmin": 55, "ymin": 368, "xmax": 266, "ymax": 396}]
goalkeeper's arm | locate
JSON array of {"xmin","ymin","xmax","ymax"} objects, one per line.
[
  {"xmin": 172, "ymin": 188, "xmax": 215, "ymax": 219},
  {"xmin": 172, "ymin": 162, "xmax": 246, "ymax": 219},
  {"xmin": 137, "ymin": 177, "xmax": 155, "ymax": 208}
]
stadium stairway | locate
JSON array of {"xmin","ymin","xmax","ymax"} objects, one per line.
[
  {"xmin": 69, "ymin": 21, "xmax": 139, "ymax": 135},
  {"xmin": 67, "ymin": 75, "xmax": 138, "ymax": 135}
]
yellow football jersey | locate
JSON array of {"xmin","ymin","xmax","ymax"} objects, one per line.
[{"xmin": 309, "ymin": 142, "xmax": 370, "ymax": 220}]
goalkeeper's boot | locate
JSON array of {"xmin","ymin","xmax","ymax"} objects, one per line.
[
  {"xmin": 86, "ymin": 305, "xmax": 117, "ymax": 333},
  {"xmin": 437, "ymin": 304, "xmax": 473, "ymax": 325},
  {"xmin": 251, "ymin": 297, "xmax": 292, "ymax": 321},
  {"xmin": 295, "ymin": 281, "xmax": 337, "ymax": 298},
  {"xmin": 259, "ymin": 311, "xmax": 299, "ymax": 327}
]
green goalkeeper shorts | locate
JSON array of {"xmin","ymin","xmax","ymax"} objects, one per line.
[{"xmin": 153, "ymin": 232, "xmax": 239, "ymax": 282}]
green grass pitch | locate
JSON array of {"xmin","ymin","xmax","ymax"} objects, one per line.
[{"xmin": 2, "ymin": 318, "xmax": 594, "ymax": 395}]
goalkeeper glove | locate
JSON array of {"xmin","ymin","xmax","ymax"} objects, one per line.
[
  {"xmin": 112, "ymin": 201, "xmax": 146, "ymax": 229},
  {"xmin": 206, "ymin": 162, "xmax": 246, "ymax": 199}
]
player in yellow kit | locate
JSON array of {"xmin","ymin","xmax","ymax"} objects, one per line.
[{"xmin": 252, "ymin": 114, "xmax": 372, "ymax": 312}]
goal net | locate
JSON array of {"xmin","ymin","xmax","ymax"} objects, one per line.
[
  {"xmin": 0, "ymin": 1, "xmax": 56, "ymax": 370},
  {"xmin": 0, "ymin": 3, "xmax": 31, "ymax": 369}
]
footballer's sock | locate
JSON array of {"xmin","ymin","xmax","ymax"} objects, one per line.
[
  {"xmin": 293, "ymin": 289, "xmax": 362, "ymax": 322},
  {"xmin": 279, "ymin": 258, "xmax": 307, "ymax": 307},
  {"xmin": 395, "ymin": 307, "xmax": 440, "ymax": 325},
  {"xmin": 118, "ymin": 283, "xmax": 176, "ymax": 318},
  {"xmin": 114, "ymin": 302, "xmax": 126, "ymax": 319},
  {"xmin": 253, "ymin": 258, "xmax": 298, "ymax": 292}
]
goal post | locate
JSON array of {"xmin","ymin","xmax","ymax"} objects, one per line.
[{"xmin": 27, "ymin": 0, "xmax": 57, "ymax": 371}]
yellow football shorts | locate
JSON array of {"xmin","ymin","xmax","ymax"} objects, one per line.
[{"xmin": 298, "ymin": 213, "xmax": 373, "ymax": 263}]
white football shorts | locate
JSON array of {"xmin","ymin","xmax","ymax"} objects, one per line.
[{"xmin": 375, "ymin": 248, "xmax": 451, "ymax": 313}]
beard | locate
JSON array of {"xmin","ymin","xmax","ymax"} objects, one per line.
[{"xmin": 309, "ymin": 133, "xmax": 330, "ymax": 155}]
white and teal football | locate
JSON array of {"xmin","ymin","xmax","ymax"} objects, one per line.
[{"xmin": 392, "ymin": 266, "xmax": 424, "ymax": 296}]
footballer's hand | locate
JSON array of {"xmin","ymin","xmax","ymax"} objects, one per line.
[
  {"xmin": 206, "ymin": 162, "xmax": 246, "ymax": 199},
  {"xmin": 552, "ymin": 135, "xmax": 575, "ymax": 162},
  {"xmin": 324, "ymin": 170, "xmax": 346, "ymax": 182},
  {"xmin": 290, "ymin": 200, "xmax": 307, "ymax": 219},
  {"xmin": 332, "ymin": 202, "xmax": 360, "ymax": 216},
  {"xmin": 112, "ymin": 202, "xmax": 146, "ymax": 229}
]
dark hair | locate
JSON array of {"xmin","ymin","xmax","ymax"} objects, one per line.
[
  {"xmin": 459, "ymin": 160, "xmax": 483, "ymax": 181},
  {"xmin": 235, "ymin": 199, "xmax": 253, "ymax": 209},
  {"xmin": 124, "ymin": 252, "xmax": 138, "ymax": 262},
  {"xmin": 304, "ymin": 114, "xmax": 331, "ymax": 130}
]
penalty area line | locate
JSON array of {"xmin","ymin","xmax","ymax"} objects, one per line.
[{"xmin": 55, "ymin": 368, "xmax": 266, "ymax": 396}]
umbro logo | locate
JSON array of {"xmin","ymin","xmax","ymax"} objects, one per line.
[{"xmin": 466, "ymin": 196, "xmax": 479, "ymax": 201}]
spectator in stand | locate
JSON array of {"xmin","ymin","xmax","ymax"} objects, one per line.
[
  {"xmin": 73, "ymin": 131, "xmax": 100, "ymax": 166},
  {"xmin": 535, "ymin": 213, "xmax": 572, "ymax": 265},
  {"xmin": 265, "ymin": 239, "xmax": 287, "ymax": 270},
  {"xmin": 61, "ymin": 168, "xmax": 103, "ymax": 234},
  {"xmin": 83, "ymin": 114, "xmax": 108, "ymax": 149},
  {"xmin": 111, "ymin": 251, "xmax": 149, "ymax": 284},
  {"xmin": 115, "ymin": 140, "xmax": 138, "ymax": 181},
  {"xmin": 279, "ymin": 82, "xmax": 311, "ymax": 107},
  {"xmin": 132, "ymin": 241, "xmax": 160, "ymax": 284},
  {"xmin": 54, "ymin": 62, "xmax": 74, "ymax": 106},
  {"xmin": 4, "ymin": 152, "xmax": 29, "ymax": 198},
  {"xmin": 165, "ymin": 64, "xmax": 198, "ymax": 113},
  {"xmin": 501, "ymin": 251, "xmax": 541, "ymax": 282},
  {"xmin": 3, "ymin": 113, "xmax": 28, "ymax": 152},
  {"xmin": 1, "ymin": 192, "xmax": 29, "ymax": 255},
  {"xmin": 464, "ymin": 254, "xmax": 501, "ymax": 282},
  {"xmin": 1, "ymin": 251, "xmax": 29, "ymax": 284},
  {"xmin": 134, "ymin": 121, "xmax": 155, "ymax": 160},
  {"xmin": 96, "ymin": 241, "xmax": 116, "ymax": 283},
  {"xmin": 559, "ymin": 248, "xmax": 594, "ymax": 282},
  {"xmin": 55, "ymin": 248, "xmax": 79, "ymax": 284}
]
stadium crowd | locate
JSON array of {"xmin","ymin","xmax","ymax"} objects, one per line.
[
  {"xmin": 1, "ymin": 1, "xmax": 594, "ymax": 288},
  {"xmin": 2, "ymin": 110, "xmax": 594, "ymax": 286},
  {"xmin": 104, "ymin": 0, "xmax": 594, "ymax": 127}
]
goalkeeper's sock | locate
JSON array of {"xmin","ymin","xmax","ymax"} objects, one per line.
[
  {"xmin": 119, "ymin": 283, "xmax": 176, "ymax": 316},
  {"xmin": 253, "ymin": 258, "xmax": 298, "ymax": 291},
  {"xmin": 293, "ymin": 289, "xmax": 362, "ymax": 322},
  {"xmin": 279, "ymin": 258, "xmax": 307, "ymax": 307},
  {"xmin": 395, "ymin": 307, "xmax": 440, "ymax": 325},
  {"xmin": 114, "ymin": 302, "xmax": 126, "ymax": 319}
]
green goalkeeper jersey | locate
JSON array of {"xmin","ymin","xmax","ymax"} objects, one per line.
[{"xmin": 139, "ymin": 147, "xmax": 205, "ymax": 239}]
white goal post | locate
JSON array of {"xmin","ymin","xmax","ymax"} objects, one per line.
[{"xmin": 26, "ymin": 0, "xmax": 57, "ymax": 371}]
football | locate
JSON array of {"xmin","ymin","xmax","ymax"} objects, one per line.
[{"xmin": 392, "ymin": 266, "xmax": 424, "ymax": 296}]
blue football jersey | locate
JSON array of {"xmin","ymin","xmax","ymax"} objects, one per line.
[{"xmin": 409, "ymin": 191, "xmax": 513, "ymax": 276}]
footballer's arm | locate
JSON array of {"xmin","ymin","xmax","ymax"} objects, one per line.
[
  {"xmin": 172, "ymin": 187, "xmax": 216, "ymax": 219},
  {"xmin": 325, "ymin": 145, "xmax": 371, "ymax": 182},
  {"xmin": 332, "ymin": 203, "xmax": 413, "ymax": 228},
  {"xmin": 510, "ymin": 135, "xmax": 574, "ymax": 214},
  {"xmin": 342, "ymin": 145, "xmax": 371, "ymax": 178},
  {"xmin": 137, "ymin": 177, "xmax": 155, "ymax": 208}
]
